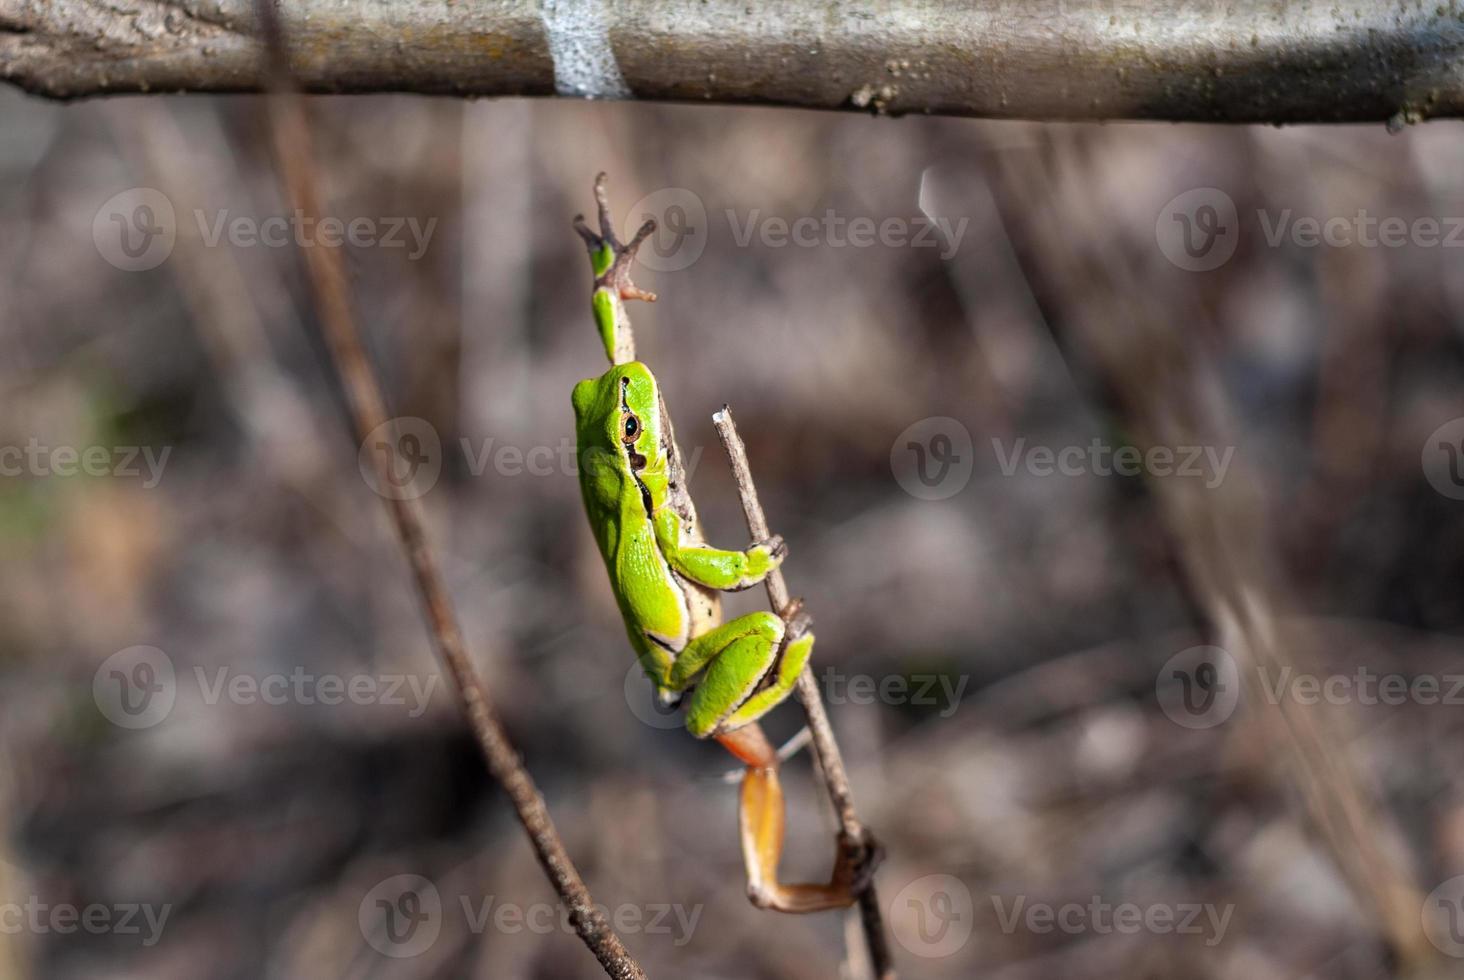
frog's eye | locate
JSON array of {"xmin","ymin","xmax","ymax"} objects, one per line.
[{"xmin": 622, "ymin": 414, "xmax": 641, "ymax": 444}]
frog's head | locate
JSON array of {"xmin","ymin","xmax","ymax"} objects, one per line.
[{"xmin": 572, "ymin": 361, "xmax": 669, "ymax": 513}]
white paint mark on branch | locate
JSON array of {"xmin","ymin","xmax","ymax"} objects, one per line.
[{"xmin": 539, "ymin": 0, "xmax": 630, "ymax": 99}]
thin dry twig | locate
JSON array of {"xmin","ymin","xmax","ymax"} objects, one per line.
[
  {"xmin": 713, "ymin": 407, "xmax": 897, "ymax": 980},
  {"xmin": 252, "ymin": 4, "xmax": 647, "ymax": 978}
]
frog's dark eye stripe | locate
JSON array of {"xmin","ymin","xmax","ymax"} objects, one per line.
[{"xmin": 617, "ymin": 375, "xmax": 649, "ymax": 475}]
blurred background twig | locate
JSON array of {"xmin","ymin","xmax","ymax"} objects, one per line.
[{"xmin": 252, "ymin": 4, "xmax": 647, "ymax": 977}]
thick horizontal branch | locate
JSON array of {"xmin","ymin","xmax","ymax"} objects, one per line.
[{"xmin": 5, "ymin": 0, "xmax": 1464, "ymax": 122}]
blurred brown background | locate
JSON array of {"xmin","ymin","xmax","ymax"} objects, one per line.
[{"xmin": 2, "ymin": 87, "xmax": 1464, "ymax": 979}]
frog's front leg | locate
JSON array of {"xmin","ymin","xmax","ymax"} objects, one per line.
[{"xmin": 653, "ymin": 509, "xmax": 786, "ymax": 592}]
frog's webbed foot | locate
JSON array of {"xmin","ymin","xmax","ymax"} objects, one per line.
[
  {"xmin": 573, "ymin": 172, "xmax": 658, "ymax": 304},
  {"xmin": 758, "ymin": 534, "xmax": 789, "ymax": 564},
  {"xmin": 837, "ymin": 830, "xmax": 884, "ymax": 897},
  {"xmin": 574, "ymin": 174, "xmax": 657, "ymax": 364}
]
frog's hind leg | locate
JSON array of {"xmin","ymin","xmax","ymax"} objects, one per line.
[
  {"xmin": 673, "ymin": 612, "xmax": 786, "ymax": 737},
  {"xmin": 715, "ymin": 721, "xmax": 873, "ymax": 914},
  {"xmin": 698, "ymin": 623, "xmax": 871, "ymax": 914}
]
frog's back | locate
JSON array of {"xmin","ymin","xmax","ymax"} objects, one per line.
[{"xmin": 572, "ymin": 363, "xmax": 719, "ymax": 656}]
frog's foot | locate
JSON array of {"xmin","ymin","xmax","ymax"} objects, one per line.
[
  {"xmin": 573, "ymin": 172, "xmax": 657, "ymax": 304},
  {"xmin": 836, "ymin": 830, "xmax": 884, "ymax": 897},
  {"xmin": 758, "ymin": 534, "xmax": 788, "ymax": 563},
  {"xmin": 782, "ymin": 605, "xmax": 810, "ymax": 641}
]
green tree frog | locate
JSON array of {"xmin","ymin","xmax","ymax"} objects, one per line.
[{"xmin": 570, "ymin": 176, "xmax": 871, "ymax": 913}]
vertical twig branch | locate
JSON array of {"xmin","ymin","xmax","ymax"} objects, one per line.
[
  {"xmin": 252, "ymin": 4, "xmax": 647, "ymax": 978},
  {"xmin": 713, "ymin": 407, "xmax": 897, "ymax": 980}
]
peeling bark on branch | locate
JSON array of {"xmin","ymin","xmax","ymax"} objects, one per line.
[{"xmin": 4, "ymin": 0, "xmax": 1464, "ymax": 123}]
